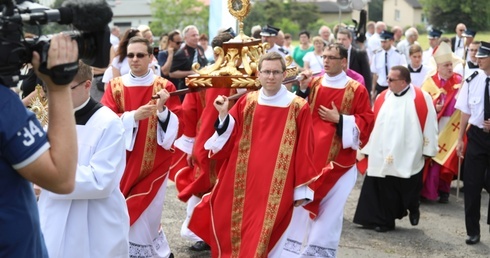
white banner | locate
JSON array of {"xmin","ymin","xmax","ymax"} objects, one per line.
[{"xmin": 209, "ymin": 0, "xmax": 237, "ymax": 43}]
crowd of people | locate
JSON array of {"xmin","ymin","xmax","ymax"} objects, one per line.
[{"xmin": 2, "ymin": 18, "xmax": 490, "ymax": 258}]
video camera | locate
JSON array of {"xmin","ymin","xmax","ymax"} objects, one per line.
[{"xmin": 0, "ymin": 0, "xmax": 113, "ymax": 87}]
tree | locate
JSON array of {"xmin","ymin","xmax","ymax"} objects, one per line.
[
  {"xmin": 243, "ymin": 0, "xmax": 319, "ymax": 39},
  {"xmin": 150, "ymin": 0, "xmax": 209, "ymax": 36},
  {"xmin": 419, "ymin": 0, "xmax": 490, "ymax": 30},
  {"xmin": 368, "ymin": 0, "xmax": 383, "ymax": 22}
]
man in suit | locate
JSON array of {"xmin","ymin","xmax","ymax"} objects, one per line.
[
  {"xmin": 337, "ymin": 28, "xmax": 372, "ymax": 95},
  {"xmin": 451, "ymin": 23, "xmax": 466, "ymax": 58}
]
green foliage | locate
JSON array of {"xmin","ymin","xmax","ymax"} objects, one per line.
[
  {"xmin": 51, "ymin": 0, "xmax": 64, "ymax": 8},
  {"xmin": 276, "ymin": 18, "xmax": 300, "ymax": 37},
  {"xmin": 150, "ymin": 0, "xmax": 209, "ymax": 36},
  {"xmin": 368, "ymin": 0, "xmax": 383, "ymax": 21},
  {"xmin": 414, "ymin": 24, "xmax": 428, "ymax": 34},
  {"xmin": 243, "ymin": 0, "xmax": 320, "ymax": 39},
  {"xmin": 419, "ymin": 0, "xmax": 490, "ymax": 30}
]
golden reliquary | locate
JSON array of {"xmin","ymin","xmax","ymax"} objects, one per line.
[
  {"xmin": 185, "ymin": 0, "xmax": 297, "ymax": 90},
  {"xmin": 29, "ymin": 85, "xmax": 49, "ymax": 127}
]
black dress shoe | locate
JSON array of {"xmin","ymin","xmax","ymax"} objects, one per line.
[
  {"xmin": 409, "ymin": 210, "xmax": 420, "ymax": 226},
  {"xmin": 168, "ymin": 253, "xmax": 174, "ymax": 258},
  {"xmin": 465, "ymin": 235, "xmax": 480, "ymax": 245},
  {"xmin": 438, "ymin": 192, "xmax": 449, "ymax": 204},
  {"xmin": 189, "ymin": 241, "xmax": 211, "ymax": 251},
  {"xmin": 374, "ymin": 225, "xmax": 394, "ymax": 233}
]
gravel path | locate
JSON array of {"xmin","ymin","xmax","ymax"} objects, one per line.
[{"xmin": 162, "ymin": 176, "xmax": 490, "ymax": 257}]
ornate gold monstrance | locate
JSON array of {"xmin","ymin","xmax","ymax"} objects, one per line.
[
  {"xmin": 29, "ymin": 85, "xmax": 48, "ymax": 126},
  {"xmin": 185, "ymin": 0, "xmax": 297, "ymax": 89}
]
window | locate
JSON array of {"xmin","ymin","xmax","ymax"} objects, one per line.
[
  {"xmin": 395, "ymin": 10, "xmax": 400, "ymax": 21},
  {"xmin": 114, "ymin": 22, "xmax": 131, "ymax": 28}
]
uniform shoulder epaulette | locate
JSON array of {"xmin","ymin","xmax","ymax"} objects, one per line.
[
  {"xmin": 278, "ymin": 47, "xmax": 289, "ymax": 55},
  {"xmin": 466, "ymin": 71, "xmax": 479, "ymax": 83},
  {"xmin": 374, "ymin": 49, "xmax": 382, "ymax": 54},
  {"xmin": 394, "ymin": 49, "xmax": 401, "ymax": 54}
]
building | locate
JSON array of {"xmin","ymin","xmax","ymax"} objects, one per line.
[
  {"xmin": 382, "ymin": 0, "xmax": 427, "ymax": 28},
  {"xmin": 314, "ymin": 0, "xmax": 357, "ymax": 24},
  {"xmin": 108, "ymin": 0, "xmax": 153, "ymax": 31}
]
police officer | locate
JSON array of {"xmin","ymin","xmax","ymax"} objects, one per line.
[
  {"xmin": 260, "ymin": 24, "xmax": 289, "ymax": 58},
  {"xmin": 370, "ymin": 31, "xmax": 407, "ymax": 100},
  {"xmin": 455, "ymin": 41, "xmax": 490, "ymax": 245},
  {"xmin": 422, "ymin": 29, "xmax": 443, "ymax": 67}
]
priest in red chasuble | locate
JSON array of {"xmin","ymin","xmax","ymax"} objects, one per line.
[
  {"xmin": 281, "ymin": 43, "xmax": 374, "ymax": 257},
  {"xmin": 101, "ymin": 37, "xmax": 181, "ymax": 258},
  {"xmin": 188, "ymin": 52, "xmax": 319, "ymax": 258},
  {"xmin": 173, "ymin": 32, "xmax": 236, "ymax": 252}
]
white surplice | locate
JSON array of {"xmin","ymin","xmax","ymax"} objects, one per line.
[
  {"xmin": 362, "ymin": 85, "xmax": 438, "ymax": 178},
  {"xmin": 38, "ymin": 103, "xmax": 129, "ymax": 258}
]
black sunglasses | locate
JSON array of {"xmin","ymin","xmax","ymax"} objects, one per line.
[{"xmin": 127, "ymin": 53, "xmax": 149, "ymax": 59}]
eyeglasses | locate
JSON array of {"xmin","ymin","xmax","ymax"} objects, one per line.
[
  {"xmin": 172, "ymin": 40, "xmax": 183, "ymax": 45},
  {"xmin": 387, "ymin": 77, "xmax": 402, "ymax": 82},
  {"xmin": 322, "ymin": 55, "xmax": 342, "ymax": 60},
  {"xmin": 260, "ymin": 70, "xmax": 283, "ymax": 76},
  {"xmin": 127, "ymin": 53, "xmax": 149, "ymax": 59},
  {"xmin": 70, "ymin": 81, "xmax": 85, "ymax": 90}
]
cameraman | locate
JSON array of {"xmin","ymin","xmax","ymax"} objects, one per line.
[{"xmin": 0, "ymin": 33, "xmax": 78, "ymax": 256}]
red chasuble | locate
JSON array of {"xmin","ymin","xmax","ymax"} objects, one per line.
[
  {"xmin": 304, "ymin": 77, "xmax": 374, "ymax": 216},
  {"xmin": 175, "ymin": 88, "xmax": 238, "ymax": 202},
  {"xmin": 101, "ymin": 76, "xmax": 181, "ymax": 225},
  {"xmin": 189, "ymin": 91, "xmax": 318, "ymax": 258}
]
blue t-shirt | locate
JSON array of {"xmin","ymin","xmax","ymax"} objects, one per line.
[
  {"xmin": 157, "ymin": 50, "xmax": 169, "ymax": 67},
  {"xmin": 0, "ymin": 86, "xmax": 49, "ymax": 257}
]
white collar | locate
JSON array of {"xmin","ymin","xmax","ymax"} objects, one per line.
[
  {"xmin": 322, "ymin": 71, "xmax": 349, "ymax": 89},
  {"xmin": 122, "ymin": 70, "xmax": 156, "ymax": 86},
  {"xmin": 258, "ymin": 85, "xmax": 295, "ymax": 107}
]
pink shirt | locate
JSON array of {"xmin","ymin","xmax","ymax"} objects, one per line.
[{"xmin": 346, "ymin": 69, "xmax": 365, "ymax": 87}]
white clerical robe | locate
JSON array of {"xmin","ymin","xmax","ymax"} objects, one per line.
[
  {"xmin": 38, "ymin": 103, "xmax": 129, "ymax": 258},
  {"xmin": 361, "ymin": 85, "xmax": 438, "ymax": 178}
]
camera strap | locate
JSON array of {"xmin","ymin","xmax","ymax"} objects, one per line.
[{"xmin": 39, "ymin": 61, "xmax": 79, "ymax": 85}]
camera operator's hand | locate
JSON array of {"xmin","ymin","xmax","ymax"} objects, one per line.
[
  {"xmin": 17, "ymin": 33, "xmax": 79, "ymax": 194},
  {"xmin": 32, "ymin": 33, "xmax": 79, "ymax": 88}
]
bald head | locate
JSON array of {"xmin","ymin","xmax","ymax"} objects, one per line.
[{"xmin": 455, "ymin": 23, "xmax": 466, "ymax": 37}]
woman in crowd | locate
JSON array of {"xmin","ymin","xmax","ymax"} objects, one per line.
[
  {"xmin": 292, "ymin": 30, "xmax": 313, "ymax": 70},
  {"xmin": 303, "ymin": 36, "xmax": 325, "ymax": 76},
  {"xmin": 199, "ymin": 33, "xmax": 214, "ymax": 63},
  {"xmin": 159, "ymin": 33, "xmax": 169, "ymax": 51}
]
